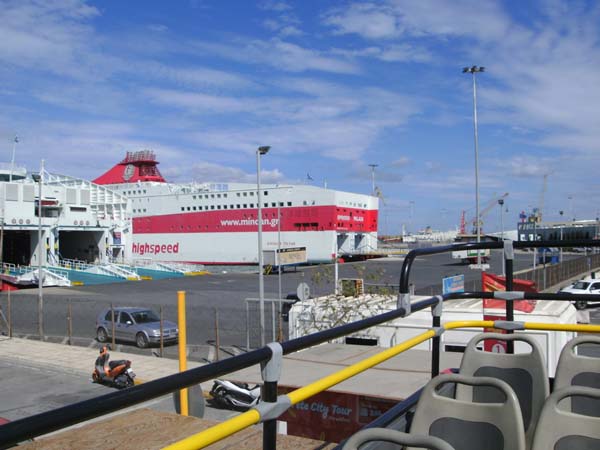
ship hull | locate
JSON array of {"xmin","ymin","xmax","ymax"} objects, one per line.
[{"xmin": 131, "ymin": 229, "xmax": 363, "ymax": 265}]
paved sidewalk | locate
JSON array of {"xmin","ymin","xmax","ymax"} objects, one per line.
[{"xmin": 0, "ymin": 336, "xmax": 213, "ymax": 391}]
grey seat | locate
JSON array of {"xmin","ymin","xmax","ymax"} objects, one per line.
[
  {"xmin": 531, "ymin": 386, "xmax": 600, "ymax": 450},
  {"xmin": 554, "ymin": 335, "xmax": 600, "ymax": 416},
  {"xmin": 342, "ymin": 428, "xmax": 455, "ymax": 450},
  {"xmin": 408, "ymin": 373, "xmax": 526, "ymax": 450},
  {"xmin": 456, "ymin": 332, "xmax": 548, "ymax": 448}
]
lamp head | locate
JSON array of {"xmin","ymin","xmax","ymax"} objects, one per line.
[
  {"xmin": 258, "ymin": 146, "xmax": 270, "ymax": 155},
  {"xmin": 31, "ymin": 173, "xmax": 41, "ymax": 182},
  {"xmin": 498, "ymin": 199, "xmax": 504, "ymax": 206}
]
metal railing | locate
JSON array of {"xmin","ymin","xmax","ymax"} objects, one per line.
[{"xmin": 1, "ymin": 239, "xmax": 600, "ymax": 450}]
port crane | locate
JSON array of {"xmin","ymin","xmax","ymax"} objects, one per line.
[{"xmin": 459, "ymin": 193, "xmax": 509, "ymax": 235}]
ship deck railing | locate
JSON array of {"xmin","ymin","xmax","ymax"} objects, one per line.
[{"xmin": 1, "ymin": 239, "xmax": 599, "ymax": 450}]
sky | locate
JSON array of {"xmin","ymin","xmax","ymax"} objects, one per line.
[{"xmin": 1, "ymin": 0, "xmax": 599, "ymax": 235}]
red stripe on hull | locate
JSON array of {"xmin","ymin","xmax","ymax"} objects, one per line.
[{"xmin": 133, "ymin": 205, "xmax": 378, "ymax": 234}]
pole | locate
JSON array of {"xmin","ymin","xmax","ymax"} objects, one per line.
[
  {"xmin": 277, "ymin": 204, "xmax": 282, "ymax": 342},
  {"xmin": 37, "ymin": 160, "xmax": 44, "ymax": 340},
  {"xmin": 67, "ymin": 301, "xmax": 72, "ymax": 346},
  {"xmin": 499, "ymin": 199, "xmax": 505, "ymax": 277},
  {"xmin": 159, "ymin": 305, "xmax": 164, "ymax": 357},
  {"xmin": 559, "ymin": 211, "xmax": 564, "ymax": 263},
  {"xmin": 471, "ymin": 71, "xmax": 481, "ymax": 266},
  {"xmin": 257, "ymin": 150, "xmax": 264, "ymax": 347},
  {"xmin": 368, "ymin": 164, "xmax": 378, "ymax": 196},
  {"xmin": 7, "ymin": 291, "xmax": 11, "ymax": 338},
  {"xmin": 214, "ymin": 307, "xmax": 220, "ymax": 361},
  {"xmin": 177, "ymin": 290, "xmax": 188, "ymax": 416},
  {"xmin": 9, "ymin": 136, "xmax": 18, "ymax": 183}
]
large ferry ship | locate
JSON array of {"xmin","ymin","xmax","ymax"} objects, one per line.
[{"xmin": 93, "ymin": 151, "xmax": 379, "ymax": 265}]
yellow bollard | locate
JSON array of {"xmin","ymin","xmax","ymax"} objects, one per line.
[{"xmin": 178, "ymin": 290, "xmax": 188, "ymax": 416}]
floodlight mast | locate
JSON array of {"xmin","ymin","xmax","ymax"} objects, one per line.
[{"xmin": 462, "ymin": 65, "xmax": 485, "ymax": 268}]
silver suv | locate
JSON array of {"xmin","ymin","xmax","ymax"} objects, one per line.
[{"xmin": 96, "ymin": 307, "xmax": 178, "ymax": 348}]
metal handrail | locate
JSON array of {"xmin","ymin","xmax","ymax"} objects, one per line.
[{"xmin": 165, "ymin": 320, "xmax": 600, "ymax": 450}]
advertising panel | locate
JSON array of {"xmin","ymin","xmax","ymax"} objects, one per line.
[{"xmin": 277, "ymin": 386, "xmax": 398, "ymax": 442}]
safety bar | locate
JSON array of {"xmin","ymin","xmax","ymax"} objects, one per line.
[
  {"xmin": 399, "ymin": 238, "xmax": 600, "ymax": 293},
  {"xmin": 164, "ymin": 320, "xmax": 600, "ymax": 450}
]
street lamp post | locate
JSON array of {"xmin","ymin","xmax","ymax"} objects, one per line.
[
  {"xmin": 277, "ymin": 202, "xmax": 282, "ymax": 341},
  {"xmin": 499, "ymin": 198, "xmax": 505, "ymax": 276},
  {"xmin": 256, "ymin": 146, "xmax": 270, "ymax": 347},
  {"xmin": 463, "ymin": 65, "xmax": 485, "ymax": 267},
  {"xmin": 32, "ymin": 160, "xmax": 45, "ymax": 340},
  {"xmin": 368, "ymin": 164, "xmax": 378, "ymax": 196},
  {"xmin": 9, "ymin": 136, "xmax": 18, "ymax": 183},
  {"xmin": 559, "ymin": 210, "xmax": 564, "ymax": 263}
]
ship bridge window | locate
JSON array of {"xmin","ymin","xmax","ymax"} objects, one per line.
[
  {"xmin": 236, "ymin": 193, "xmax": 240, "ymax": 197},
  {"xmin": 217, "ymin": 194, "xmax": 221, "ymax": 198},
  {"xmin": 250, "ymin": 203, "xmax": 254, "ymax": 208},
  {"xmin": 237, "ymin": 204, "xmax": 241, "ymax": 208},
  {"xmin": 303, "ymin": 201, "xmax": 307, "ymax": 205},
  {"xmin": 211, "ymin": 205, "xmax": 215, "ymax": 210},
  {"xmin": 193, "ymin": 196, "xmax": 196, "ymax": 200},
  {"xmin": 223, "ymin": 205, "xmax": 227, "ymax": 209},
  {"xmin": 193, "ymin": 206, "xmax": 197, "ymax": 211},
  {"xmin": 204, "ymin": 206, "xmax": 209, "ymax": 210},
  {"xmin": 243, "ymin": 204, "xmax": 247, "ymax": 208},
  {"xmin": 279, "ymin": 202, "xmax": 283, "ymax": 207},
  {"xmin": 271, "ymin": 202, "xmax": 276, "ymax": 207},
  {"xmin": 250, "ymin": 191, "xmax": 254, "ymax": 196},
  {"xmin": 243, "ymin": 192, "xmax": 247, "ymax": 197},
  {"xmin": 264, "ymin": 191, "xmax": 268, "ymax": 196},
  {"xmin": 211, "ymin": 194, "xmax": 214, "ymax": 198},
  {"xmin": 287, "ymin": 201, "xmax": 292, "ymax": 206},
  {"xmin": 181, "ymin": 207, "xmax": 185, "ymax": 211},
  {"xmin": 187, "ymin": 207, "xmax": 191, "ymax": 211},
  {"xmin": 264, "ymin": 203, "xmax": 268, "ymax": 208},
  {"xmin": 217, "ymin": 205, "xmax": 221, "ymax": 209},
  {"xmin": 224, "ymin": 194, "xmax": 227, "ymax": 198}
]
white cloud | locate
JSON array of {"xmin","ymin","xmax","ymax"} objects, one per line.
[
  {"xmin": 391, "ymin": 157, "xmax": 410, "ymax": 167},
  {"xmin": 323, "ymin": 0, "xmax": 510, "ymax": 41},
  {"xmin": 0, "ymin": 0, "xmax": 102, "ymax": 79},
  {"xmin": 190, "ymin": 161, "xmax": 284, "ymax": 184},
  {"xmin": 192, "ymin": 38, "xmax": 360, "ymax": 74},
  {"xmin": 331, "ymin": 44, "xmax": 431, "ymax": 63}
]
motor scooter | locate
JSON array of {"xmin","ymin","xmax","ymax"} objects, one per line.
[
  {"xmin": 92, "ymin": 346, "xmax": 135, "ymax": 389},
  {"xmin": 209, "ymin": 379, "xmax": 260, "ymax": 410}
]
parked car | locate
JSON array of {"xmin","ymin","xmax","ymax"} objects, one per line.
[
  {"xmin": 558, "ymin": 277, "xmax": 600, "ymax": 310},
  {"xmin": 96, "ymin": 307, "xmax": 178, "ymax": 348}
]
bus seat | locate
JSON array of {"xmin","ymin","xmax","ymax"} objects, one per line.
[
  {"xmin": 456, "ymin": 332, "xmax": 548, "ymax": 449},
  {"xmin": 554, "ymin": 335, "xmax": 600, "ymax": 416},
  {"xmin": 342, "ymin": 428, "xmax": 455, "ymax": 450},
  {"xmin": 531, "ymin": 386, "xmax": 600, "ymax": 450},
  {"xmin": 408, "ymin": 373, "xmax": 526, "ymax": 450}
]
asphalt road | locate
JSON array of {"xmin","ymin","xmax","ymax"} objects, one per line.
[{"xmin": 0, "ymin": 250, "xmax": 586, "ymax": 350}]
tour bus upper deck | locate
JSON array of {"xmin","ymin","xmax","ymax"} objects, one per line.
[{"xmin": 1, "ymin": 239, "xmax": 599, "ymax": 450}]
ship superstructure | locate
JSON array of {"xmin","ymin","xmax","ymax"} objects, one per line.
[{"xmin": 94, "ymin": 151, "xmax": 379, "ymax": 265}]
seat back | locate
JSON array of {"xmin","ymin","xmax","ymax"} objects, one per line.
[
  {"xmin": 409, "ymin": 374, "xmax": 526, "ymax": 450},
  {"xmin": 342, "ymin": 428, "xmax": 455, "ymax": 450},
  {"xmin": 531, "ymin": 386, "xmax": 600, "ymax": 450},
  {"xmin": 456, "ymin": 332, "xmax": 548, "ymax": 448},
  {"xmin": 554, "ymin": 335, "xmax": 600, "ymax": 416}
]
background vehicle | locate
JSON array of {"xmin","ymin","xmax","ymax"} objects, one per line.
[
  {"xmin": 95, "ymin": 307, "xmax": 178, "ymax": 348},
  {"xmin": 208, "ymin": 379, "xmax": 260, "ymax": 411},
  {"xmin": 558, "ymin": 277, "xmax": 600, "ymax": 310}
]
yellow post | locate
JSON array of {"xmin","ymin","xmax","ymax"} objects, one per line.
[{"xmin": 178, "ymin": 290, "xmax": 188, "ymax": 416}]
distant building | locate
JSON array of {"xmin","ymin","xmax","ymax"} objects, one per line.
[{"xmin": 517, "ymin": 220, "xmax": 600, "ymax": 242}]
